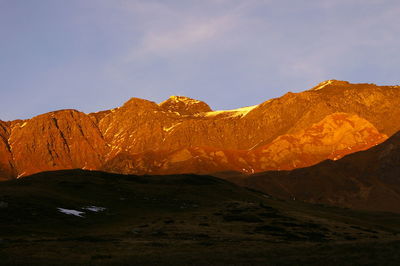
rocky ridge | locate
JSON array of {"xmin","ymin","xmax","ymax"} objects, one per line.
[
  {"xmin": 103, "ymin": 112, "xmax": 387, "ymax": 175},
  {"xmin": 0, "ymin": 80, "xmax": 399, "ymax": 179}
]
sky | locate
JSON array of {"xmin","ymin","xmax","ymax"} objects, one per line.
[{"xmin": 1, "ymin": 0, "xmax": 399, "ymax": 121}]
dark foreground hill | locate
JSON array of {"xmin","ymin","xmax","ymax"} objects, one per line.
[
  {"xmin": 1, "ymin": 170, "xmax": 400, "ymax": 265},
  {"xmin": 230, "ymin": 131, "xmax": 400, "ymax": 214}
]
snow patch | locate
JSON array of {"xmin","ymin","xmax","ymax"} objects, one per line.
[
  {"xmin": 83, "ymin": 206, "xmax": 106, "ymax": 212},
  {"xmin": 313, "ymin": 80, "xmax": 334, "ymax": 91},
  {"xmin": 57, "ymin": 208, "xmax": 85, "ymax": 217},
  {"xmin": 110, "ymin": 145, "xmax": 121, "ymax": 151},
  {"xmin": 200, "ymin": 105, "xmax": 257, "ymax": 118},
  {"xmin": 163, "ymin": 123, "xmax": 182, "ymax": 132},
  {"xmin": 16, "ymin": 172, "xmax": 26, "ymax": 179},
  {"xmin": 57, "ymin": 206, "xmax": 106, "ymax": 217},
  {"xmin": 249, "ymin": 141, "xmax": 263, "ymax": 150}
]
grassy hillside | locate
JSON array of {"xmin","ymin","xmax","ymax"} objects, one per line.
[{"xmin": 1, "ymin": 170, "xmax": 400, "ymax": 265}]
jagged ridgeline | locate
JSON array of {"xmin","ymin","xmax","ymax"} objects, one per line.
[{"xmin": 0, "ymin": 80, "xmax": 399, "ymax": 180}]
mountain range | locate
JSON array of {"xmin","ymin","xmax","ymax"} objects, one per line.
[
  {"xmin": 1, "ymin": 80, "xmax": 399, "ymax": 181},
  {"xmin": 1, "ymin": 79, "xmax": 400, "ymax": 264}
]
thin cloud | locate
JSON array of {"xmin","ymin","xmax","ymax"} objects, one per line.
[
  {"xmin": 120, "ymin": 1, "xmax": 255, "ymax": 61},
  {"xmin": 129, "ymin": 15, "xmax": 238, "ymax": 60},
  {"xmin": 2, "ymin": 0, "xmax": 399, "ymax": 120}
]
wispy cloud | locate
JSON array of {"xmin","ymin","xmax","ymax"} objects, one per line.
[
  {"xmin": 121, "ymin": 1, "xmax": 253, "ymax": 60},
  {"xmin": 129, "ymin": 15, "xmax": 236, "ymax": 59}
]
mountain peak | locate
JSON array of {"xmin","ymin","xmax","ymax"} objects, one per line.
[
  {"xmin": 122, "ymin": 97, "xmax": 159, "ymax": 110},
  {"xmin": 1, "ymin": 81, "xmax": 399, "ymax": 182},
  {"xmin": 159, "ymin": 95, "xmax": 212, "ymax": 115}
]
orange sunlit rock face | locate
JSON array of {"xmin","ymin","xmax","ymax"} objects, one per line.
[
  {"xmin": 0, "ymin": 81, "xmax": 399, "ymax": 179},
  {"xmin": 0, "ymin": 121, "xmax": 16, "ymax": 180},
  {"xmin": 250, "ymin": 112, "xmax": 388, "ymax": 171},
  {"xmin": 103, "ymin": 112, "xmax": 387, "ymax": 175},
  {"xmin": 8, "ymin": 110, "xmax": 108, "ymax": 177}
]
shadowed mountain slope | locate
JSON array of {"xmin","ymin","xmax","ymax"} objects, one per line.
[{"xmin": 229, "ymin": 131, "xmax": 400, "ymax": 213}]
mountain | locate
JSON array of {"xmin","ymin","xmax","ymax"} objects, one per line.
[
  {"xmin": 0, "ymin": 121, "xmax": 15, "ymax": 180},
  {"xmin": 0, "ymin": 80, "xmax": 399, "ymax": 179},
  {"xmin": 1, "ymin": 169, "xmax": 400, "ymax": 265},
  {"xmin": 229, "ymin": 131, "xmax": 400, "ymax": 213},
  {"xmin": 103, "ymin": 112, "xmax": 387, "ymax": 175},
  {"xmin": 8, "ymin": 110, "xmax": 108, "ymax": 177}
]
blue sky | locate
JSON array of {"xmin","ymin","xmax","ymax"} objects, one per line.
[{"xmin": 1, "ymin": 0, "xmax": 399, "ymax": 120}]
